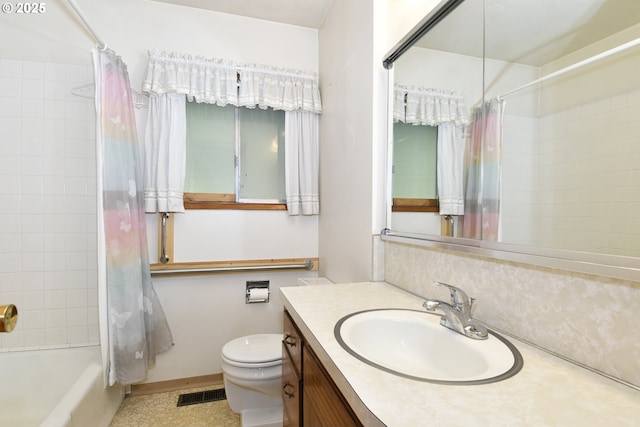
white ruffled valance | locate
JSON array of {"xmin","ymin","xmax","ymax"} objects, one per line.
[
  {"xmin": 142, "ymin": 51, "xmax": 322, "ymax": 113},
  {"xmin": 239, "ymin": 64, "xmax": 322, "ymax": 113},
  {"xmin": 394, "ymin": 85, "xmax": 469, "ymax": 126}
]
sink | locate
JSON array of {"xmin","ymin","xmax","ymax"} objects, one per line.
[{"xmin": 334, "ymin": 309, "xmax": 523, "ymax": 385}]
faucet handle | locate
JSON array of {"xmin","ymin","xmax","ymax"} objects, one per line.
[{"xmin": 434, "ymin": 282, "xmax": 471, "ymax": 308}]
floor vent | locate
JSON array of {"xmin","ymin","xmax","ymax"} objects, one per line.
[{"xmin": 177, "ymin": 388, "xmax": 227, "ymax": 407}]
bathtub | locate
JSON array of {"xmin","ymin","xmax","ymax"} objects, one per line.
[{"xmin": 1, "ymin": 346, "xmax": 125, "ymax": 427}]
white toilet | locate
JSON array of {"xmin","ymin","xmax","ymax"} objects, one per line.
[{"xmin": 221, "ymin": 333, "xmax": 284, "ymax": 427}]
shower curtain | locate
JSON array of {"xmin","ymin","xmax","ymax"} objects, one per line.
[
  {"xmin": 93, "ymin": 48, "xmax": 174, "ymax": 386},
  {"xmin": 461, "ymin": 98, "xmax": 504, "ymax": 241}
]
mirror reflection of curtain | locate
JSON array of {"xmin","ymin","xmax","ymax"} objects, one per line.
[
  {"xmin": 393, "ymin": 85, "xmax": 469, "ymax": 215},
  {"xmin": 461, "ymin": 98, "xmax": 504, "ymax": 240},
  {"xmin": 437, "ymin": 123, "xmax": 465, "ymax": 215}
]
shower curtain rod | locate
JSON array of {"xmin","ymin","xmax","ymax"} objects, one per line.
[
  {"xmin": 67, "ymin": 0, "xmax": 107, "ymax": 50},
  {"xmin": 499, "ymin": 37, "xmax": 640, "ymax": 99}
]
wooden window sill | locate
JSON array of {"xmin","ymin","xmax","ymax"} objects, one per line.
[
  {"xmin": 184, "ymin": 193, "xmax": 287, "ymax": 210},
  {"xmin": 184, "ymin": 201, "xmax": 288, "ymax": 210},
  {"xmin": 392, "ymin": 198, "xmax": 439, "ymax": 213}
]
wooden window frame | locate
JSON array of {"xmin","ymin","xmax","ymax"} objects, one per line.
[
  {"xmin": 392, "ymin": 197, "xmax": 439, "ymax": 212},
  {"xmin": 183, "ymin": 193, "xmax": 287, "ymax": 211}
]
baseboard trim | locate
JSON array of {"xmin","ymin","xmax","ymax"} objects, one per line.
[{"xmin": 130, "ymin": 374, "xmax": 224, "ymax": 396}]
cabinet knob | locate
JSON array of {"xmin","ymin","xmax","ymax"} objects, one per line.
[
  {"xmin": 284, "ymin": 334, "xmax": 297, "ymax": 347},
  {"xmin": 283, "ymin": 382, "xmax": 296, "ymax": 399}
]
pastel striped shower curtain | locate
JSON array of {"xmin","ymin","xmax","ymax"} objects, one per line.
[
  {"xmin": 461, "ymin": 98, "xmax": 504, "ymax": 241},
  {"xmin": 93, "ymin": 48, "xmax": 174, "ymax": 386}
]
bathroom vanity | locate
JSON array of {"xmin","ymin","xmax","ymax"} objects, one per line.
[
  {"xmin": 282, "ymin": 310, "xmax": 361, "ymax": 426},
  {"xmin": 281, "ymin": 282, "xmax": 640, "ymax": 426}
]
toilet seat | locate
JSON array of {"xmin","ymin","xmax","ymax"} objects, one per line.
[{"xmin": 221, "ymin": 334, "xmax": 283, "ymax": 368}]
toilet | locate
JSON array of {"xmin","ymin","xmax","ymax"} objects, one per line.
[{"xmin": 221, "ymin": 333, "xmax": 284, "ymax": 427}]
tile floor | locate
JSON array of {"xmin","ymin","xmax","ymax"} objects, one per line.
[{"xmin": 109, "ymin": 385, "xmax": 241, "ymax": 427}]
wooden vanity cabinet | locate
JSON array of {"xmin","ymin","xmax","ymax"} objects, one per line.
[
  {"xmin": 283, "ymin": 311, "xmax": 302, "ymax": 427},
  {"xmin": 283, "ymin": 310, "xmax": 361, "ymax": 427}
]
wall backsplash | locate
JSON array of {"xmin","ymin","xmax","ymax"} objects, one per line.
[
  {"xmin": 0, "ymin": 58, "xmax": 98, "ymax": 350},
  {"xmin": 384, "ymin": 240, "xmax": 640, "ymax": 387}
]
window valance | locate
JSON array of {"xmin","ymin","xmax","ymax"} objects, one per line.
[
  {"xmin": 142, "ymin": 51, "xmax": 322, "ymax": 113},
  {"xmin": 394, "ymin": 85, "xmax": 468, "ymax": 126}
]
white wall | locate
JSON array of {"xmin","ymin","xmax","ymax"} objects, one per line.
[
  {"xmin": 315, "ymin": 0, "xmax": 443, "ymax": 284},
  {"xmin": 0, "ymin": 0, "xmax": 319, "ymax": 82},
  {"xmin": 317, "ymin": 0, "xmax": 376, "ymax": 283},
  {"xmin": 1, "ymin": 0, "xmax": 320, "ymax": 383}
]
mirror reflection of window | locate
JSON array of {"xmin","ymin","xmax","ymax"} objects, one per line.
[{"xmin": 392, "ymin": 123, "xmax": 438, "ymax": 212}]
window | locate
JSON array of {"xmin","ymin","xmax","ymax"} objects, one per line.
[
  {"xmin": 184, "ymin": 101, "xmax": 286, "ymax": 209},
  {"xmin": 392, "ymin": 122, "xmax": 439, "ymax": 212}
]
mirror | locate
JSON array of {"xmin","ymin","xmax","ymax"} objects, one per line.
[{"xmin": 384, "ymin": 0, "xmax": 640, "ymax": 279}]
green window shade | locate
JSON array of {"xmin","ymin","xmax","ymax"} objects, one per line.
[
  {"xmin": 184, "ymin": 102, "xmax": 235, "ymax": 194},
  {"xmin": 393, "ymin": 122, "xmax": 438, "ymax": 199}
]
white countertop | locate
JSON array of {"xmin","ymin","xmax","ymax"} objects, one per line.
[{"xmin": 281, "ymin": 282, "xmax": 640, "ymax": 427}]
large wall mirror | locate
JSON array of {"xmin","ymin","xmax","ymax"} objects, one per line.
[{"xmin": 383, "ymin": 0, "xmax": 640, "ymax": 281}]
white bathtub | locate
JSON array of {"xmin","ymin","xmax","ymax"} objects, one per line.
[{"xmin": 0, "ymin": 346, "xmax": 125, "ymax": 427}]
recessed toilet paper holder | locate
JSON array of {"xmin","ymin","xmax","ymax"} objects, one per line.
[{"xmin": 246, "ymin": 280, "xmax": 270, "ymax": 304}]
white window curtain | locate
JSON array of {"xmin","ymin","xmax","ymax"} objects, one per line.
[
  {"xmin": 394, "ymin": 85, "xmax": 469, "ymax": 215},
  {"xmin": 437, "ymin": 123, "xmax": 465, "ymax": 215},
  {"xmin": 144, "ymin": 93, "xmax": 186, "ymax": 213},
  {"xmin": 141, "ymin": 51, "xmax": 321, "ymax": 215},
  {"xmin": 285, "ymin": 110, "xmax": 319, "ymax": 215}
]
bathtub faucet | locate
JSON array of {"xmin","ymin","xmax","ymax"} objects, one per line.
[
  {"xmin": 423, "ymin": 282, "xmax": 487, "ymax": 340},
  {"xmin": 0, "ymin": 304, "xmax": 18, "ymax": 333}
]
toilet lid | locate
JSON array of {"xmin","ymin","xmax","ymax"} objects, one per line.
[{"xmin": 222, "ymin": 333, "xmax": 283, "ymax": 364}]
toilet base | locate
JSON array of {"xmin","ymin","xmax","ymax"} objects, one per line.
[{"xmin": 241, "ymin": 406, "xmax": 283, "ymax": 427}]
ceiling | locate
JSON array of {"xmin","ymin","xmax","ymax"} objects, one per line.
[
  {"xmin": 149, "ymin": 0, "xmax": 334, "ymax": 28},
  {"xmin": 419, "ymin": 0, "xmax": 640, "ymax": 66}
]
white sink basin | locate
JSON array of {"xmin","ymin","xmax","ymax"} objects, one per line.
[{"xmin": 335, "ymin": 309, "xmax": 523, "ymax": 384}]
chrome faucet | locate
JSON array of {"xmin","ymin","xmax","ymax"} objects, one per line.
[{"xmin": 423, "ymin": 282, "xmax": 488, "ymax": 340}]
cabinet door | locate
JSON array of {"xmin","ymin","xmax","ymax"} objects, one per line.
[
  {"xmin": 282, "ymin": 343, "xmax": 301, "ymax": 427},
  {"xmin": 284, "ymin": 311, "xmax": 303, "ymax": 373},
  {"xmin": 303, "ymin": 347, "xmax": 361, "ymax": 427}
]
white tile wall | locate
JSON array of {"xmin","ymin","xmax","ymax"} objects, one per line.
[
  {"xmin": 501, "ymin": 114, "xmax": 537, "ymax": 245},
  {"xmin": 501, "ymin": 90, "xmax": 640, "ymax": 257},
  {"xmin": 0, "ymin": 58, "xmax": 98, "ymax": 350}
]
